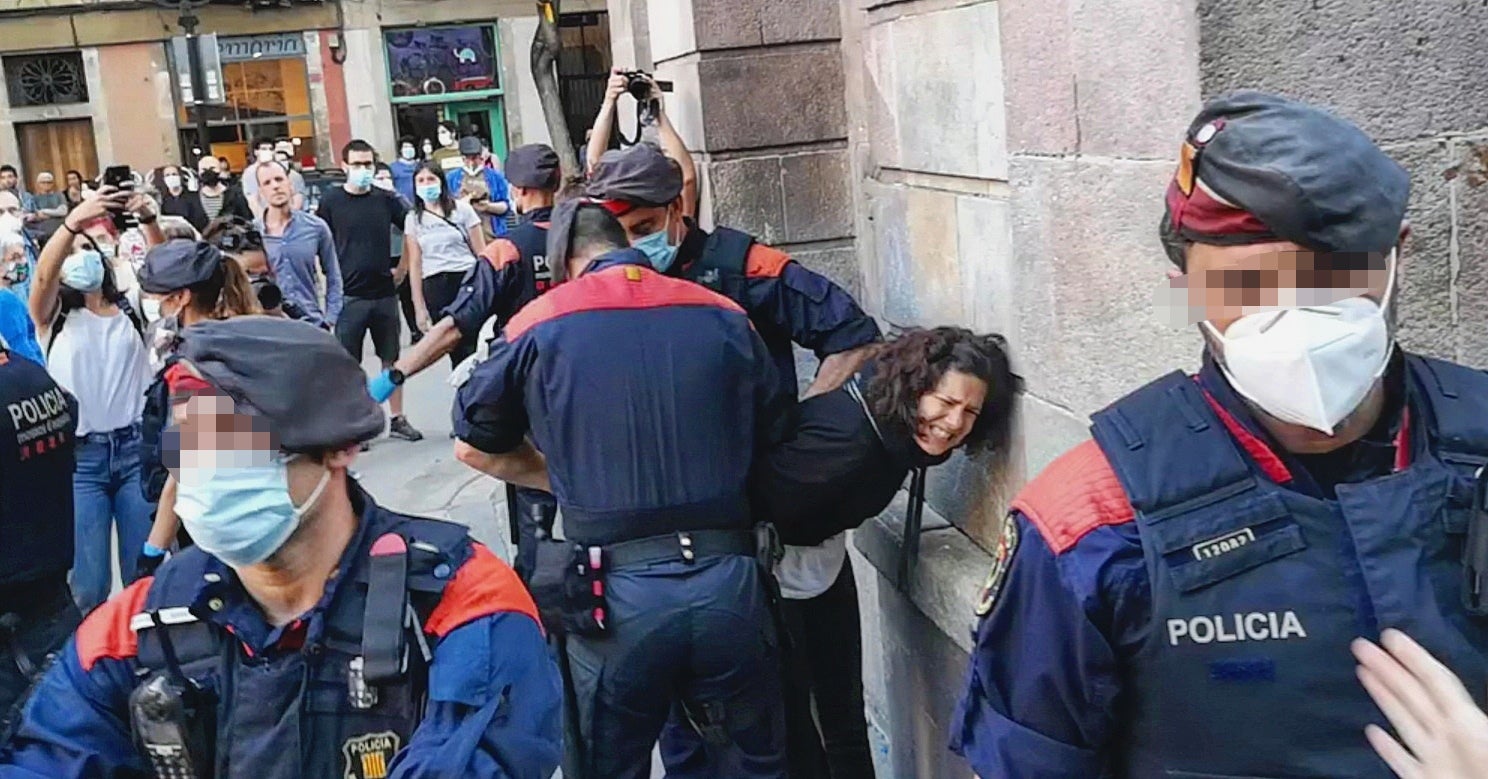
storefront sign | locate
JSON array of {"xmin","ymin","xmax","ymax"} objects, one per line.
[{"xmin": 219, "ymin": 33, "xmax": 306, "ymax": 63}]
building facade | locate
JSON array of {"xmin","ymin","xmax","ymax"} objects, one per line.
[
  {"xmin": 0, "ymin": 0, "xmax": 610, "ymax": 184},
  {"xmin": 605, "ymin": 0, "xmax": 1488, "ymax": 776}
]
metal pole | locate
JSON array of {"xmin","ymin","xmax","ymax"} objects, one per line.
[{"xmin": 180, "ymin": 1, "xmax": 212, "ymax": 166}]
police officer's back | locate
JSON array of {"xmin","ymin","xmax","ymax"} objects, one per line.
[
  {"xmin": 586, "ymin": 143, "xmax": 880, "ymax": 399},
  {"xmin": 454, "ymin": 203, "xmax": 791, "ymax": 778},
  {"xmin": 0, "ymin": 338, "xmax": 79, "ymax": 738},
  {"xmin": 950, "ymin": 92, "xmax": 1488, "ymax": 777},
  {"xmin": 0, "ymin": 316, "xmax": 562, "ymax": 778}
]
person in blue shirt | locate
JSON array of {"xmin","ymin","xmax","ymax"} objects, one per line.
[
  {"xmin": 0, "ymin": 316, "xmax": 562, "ymax": 778},
  {"xmin": 0, "ymin": 231, "xmax": 41, "ymax": 366},
  {"xmin": 950, "ymin": 91, "xmax": 1488, "ymax": 779},
  {"xmin": 255, "ymin": 161, "xmax": 341, "ymax": 328},
  {"xmin": 0, "ymin": 191, "xmax": 36, "ymax": 305},
  {"xmin": 389, "ymin": 136, "xmax": 420, "ymax": 204},
  {"xmin": 446, "ymin": 136, "xmax": 511, "ymax": 239}
]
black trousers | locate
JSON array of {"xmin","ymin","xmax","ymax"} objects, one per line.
[
  {"xmin": 780, "ymin": 559, "xmax": 876, "ymax": 779},
  {"xmin": 421, "ymin": 271, "xmax": 477, "ymax": 367},
  {"xmin": 0, "ymin": 580, "xmax": 82, "ymax": 741}
]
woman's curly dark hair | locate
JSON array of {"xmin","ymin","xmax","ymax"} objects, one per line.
[{"xmin": 864, "ymin": 327, "xmax": 1016, "ymax": 455}]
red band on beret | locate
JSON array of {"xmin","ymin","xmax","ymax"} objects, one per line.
[
  {"xmin": 1165, "ymin": 178, "xmax": 1270, "ymax": 241},
  {"xmin": 596, "ymin": 199, "xmax": 635, "ymax": 216},
  {"xmin": 164, "ymin": 363, "xmax": 212, "ymax": 395}
]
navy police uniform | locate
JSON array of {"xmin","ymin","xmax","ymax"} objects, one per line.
[
  {"xmin": 442, "ymin": 145, "xmax": 562, "ymax": 585},
  {"xmin": 587, "ymin": 144, "xmax": 881, "ymax": 398},
  {"xmin": 455, "ymin": 245, "xmax": 790, "ymax": 778},
  {"xmin": 949, "ymin": 93, "xmax": 1486, "ymax": 777},
  {"xmin": 0, "ymin": 317, "xmax": 562, "ymax": 778},
  {"xmin": 0, "ymin": 343, "xmax": 80, "ymax": 740}
]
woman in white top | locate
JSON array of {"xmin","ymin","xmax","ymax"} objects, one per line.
[
  {"xmin": 29, "ymin": 187, "xmax": 162, "ymax": 612},
  {"xmin": 404, "ymin": 162, "xmax": 485, "ymax": 368}
]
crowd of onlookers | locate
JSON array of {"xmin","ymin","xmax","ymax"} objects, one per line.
[{"xmin": 0, "ymin": 125, "xmax": 515, "ymax": 612}]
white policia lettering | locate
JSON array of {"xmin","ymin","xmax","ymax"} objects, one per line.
[{"xmin": 1166, "ymin": 610, "xmax": 1308, "ymax": 646}]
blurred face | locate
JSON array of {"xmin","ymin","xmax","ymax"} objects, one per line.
[
  {"xmin": 915, "ymin": 370, "xmax": 988, "ymax": 457},
  {"xmin": 414, "ymin": 168, "xmax": 442, "ymax": 189},
  {"xmin": 218, "ymin": 157, "xmax": 231, "ymax": 173},
  {"xmin": 145, "ymin": 288, "xmax": 191, "ymax": 320},
  {"xmin": 463, "ymin": 154, "xmax": 483, "ymax": 171},
  {"xmin": 198, "ymin": 157, "xmax": 220, "ymax": 175},
  {"xmin": 373, "ymin": 169, "xmax": 393, "ymax": 191},
  {"xmin": 66, "ymin": 171, "xmax": 82, "ymax": 188},
  {"xmin": 35, "ymin": 174, "xmax": 54, "ymax": 192},
  {"xmin": 162, "ymin": 166, "xmax": 182, "ymax": 190},
  {"xmin": 0, "ymin": 191, "xmax": 22, "ymax": 219},
  {"xmin": 257, "ymin": 163, "xmax": 292, "ymax": 208},
  {"xmin": 0, "ymin": 170, "xmax": 16, "ymax": 190},
  {"xmin": 255, "ymin": 143, "xmax": 275, "ymax": 163},
  {"xmin": 616, "ymin": 203, "xmax": 682, "ymax": 245}
]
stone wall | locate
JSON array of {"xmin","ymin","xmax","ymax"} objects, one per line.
[{"xmin": 1197, "ymin": 0, "xmax": 1488, "ymax": 366}]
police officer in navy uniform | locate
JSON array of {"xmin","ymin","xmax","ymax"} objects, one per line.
[
  {"xmin": 453, "ymin": 202, "xmax": 791, "ymax": 778},
  {"xmin": 586, "ymin": 143, "xmax": 881, "ymax": 399},
  {"xmin": 371, "ymin": 144, "xmax": 563, "ymax": 583},
  {"xmin": 950, "ymin": 91, "xmax": 1488, "ymax": 777},
  {"xmin": 0, "ymin": 336, "xmax": 79, "ymax": 741},
  {"xmin": 0, "ymin": 316, "xmax": 562, "ymax": 778}
]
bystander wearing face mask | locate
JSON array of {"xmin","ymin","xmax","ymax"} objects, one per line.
[
  {"xmin": 0, "ymin": 213, "xmax": 23, "ymax": 236},
  {"xmin": 61, "ymin": 249, "xmax": 105, "ymax": 292},
  {"xmin": 1204, "ymin": 250, "xmax": 1397, "ymax": 434}
]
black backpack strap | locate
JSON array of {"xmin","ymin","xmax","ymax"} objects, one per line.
[
  {"xmin": 132, "ymin": 549, "xmax": 225, "ymax": 682},
  {"xmin": 694, "ymin": 226, "xmax": 753, "ymax": 300}
]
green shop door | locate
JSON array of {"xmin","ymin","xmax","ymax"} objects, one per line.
[{"xmin": 442, "ymin": 101, "xmax": 507, "ymax": 161}]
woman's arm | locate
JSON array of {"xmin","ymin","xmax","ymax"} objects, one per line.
[
  {"xmin": 406, "ymin": 226, "xmax": 430, "ymax": 331},
  {"xmin": 146, "ymin": 476, "xmax": 180, "ymax": 550},
  {"xmin": 28, "ymin": 189, "xmax": 127, "ymax": 329}
]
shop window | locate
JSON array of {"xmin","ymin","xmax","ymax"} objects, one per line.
[
  {"xmin": 174, "ymin": 53, "xmax": 315, "ymax": 168},
  {"xmin": 3, "ymin": 52, "xmax": 88, "ymax": 108},
  {"xmin": 385, "ymin": 26, "xmax": 499, "ymax": 98},
  {"xmin": 557, "ymin": 12, "xmax": 612, "ymax": 148}
]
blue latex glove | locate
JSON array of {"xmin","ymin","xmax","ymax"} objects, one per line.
[{"xmin": 368, "ymin": 369, "xmax": 398, "ymax": 403}]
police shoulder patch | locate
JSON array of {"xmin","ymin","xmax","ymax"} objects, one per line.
[
  {"xmin": 974, "ymin": 516, "xmax": 1019, "ymax": 617},
  {"xmin": 342, "ymin": 730, "xmax": 401, "ymax": 779}
]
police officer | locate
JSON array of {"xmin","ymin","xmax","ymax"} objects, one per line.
[
  {"xmin": 0, "ymin": 336, "xmax": 79, "ymax": 741},
  {"xmin": 586, "ymin": 143, "xmax": 880, "ymax": 399},
  {"xmin": 0, "ymin": 316, "xmax": 562, "ymax": 778},
  {"xmin": 370, "ymin": 144, "xmax": 563, "ymax": 583},
  {"xmin": 949, "ymin": 91, "xmax": 1488, "ymax": 777},
  {"xmin": 453, "ymin": 202, "xmax": 791, "ymax": 778}
]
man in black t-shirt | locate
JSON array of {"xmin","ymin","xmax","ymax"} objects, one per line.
[
  {"xmin": 0, "ymin": 336, "xmax": 81, "ymax": 739},
  {"xmin": 316, "ymin": 139, "xmax": 422, "ymax": 441}
]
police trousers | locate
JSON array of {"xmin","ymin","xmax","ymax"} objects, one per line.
[
  {"xmin": 565, "ymin": 554, "xmax": 786, "ymax": 779},
  {"xmin": 0, "ymin": 580, "xmax": 82, "ymax": 741}
]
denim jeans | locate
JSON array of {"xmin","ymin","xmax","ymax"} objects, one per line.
[{"xmin": 70, "ymin": 424, "xmax": 155, "ymax": 613}]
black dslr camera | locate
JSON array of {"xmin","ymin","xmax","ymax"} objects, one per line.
[{"xmin": 621, "ymin": 70, "xmax": 674, "ymax": 101}]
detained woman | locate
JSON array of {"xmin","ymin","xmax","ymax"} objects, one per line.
[
  {"xmin": 28, "ymin": 187, "xmax": 164, "ymax": 611},
  {"xmin": 404, "ymin": 162, "xmax": 486, "ymax": 367},
  {"xmin": 764, "ymin": 327, "xmax": 1015, "ymax": 778},
  {"xmin": 130, "ymin": 238, "xmax": 261, "ymax": 580}
]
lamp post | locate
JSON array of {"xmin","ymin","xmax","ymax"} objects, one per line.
[{"xmin": 161, "ymin": 0, "xmax": 215, "ymax": 165}]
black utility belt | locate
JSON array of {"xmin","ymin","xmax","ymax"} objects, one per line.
[{"xmin": 530, "ymin": 528, "xmax": 764, "ymax": 638}]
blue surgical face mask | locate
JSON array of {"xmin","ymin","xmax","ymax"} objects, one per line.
[
  {"xmin": 61, "ymin": 249, "xmax": 104, "ymax": 292},
  {"xmin": 347, "ymin": 167, "xmax": 375, "ymax": 190},
  {"xmin": 173, "ymin": 453, "xmax": 331, "ymax": 567},
  {"xmin": 416, "ymin": 183, "xmax": 442, "ymax": 204},
  {"xmin": 400, "ymin": 145, "xmax": 416, "ymax": 160},
  {"xmin": 633, "ymin": 212, "xmax": 678, "ymax": 273}
]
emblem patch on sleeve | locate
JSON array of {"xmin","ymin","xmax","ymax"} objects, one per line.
[
  {"xmin": 975, "ymin": 516, "xmax": 1019, "ymax": 617},
  {"xmin": 343, "ymin": 731, "xmax": 401, "ymax": 779}
]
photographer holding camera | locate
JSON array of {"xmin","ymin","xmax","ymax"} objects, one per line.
[{"xmin": 586, "ymin": 68, "xmax": 697, "ymax": 217}]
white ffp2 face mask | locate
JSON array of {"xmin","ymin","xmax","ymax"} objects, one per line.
[{"xmin": 1205, "ymin": 257, "xmax": 1396, "ymax": 434}]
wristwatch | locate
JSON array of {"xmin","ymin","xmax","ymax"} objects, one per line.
[{"xmin": 388, "ymin": 368, "xmax": 406, "ymax": 386}]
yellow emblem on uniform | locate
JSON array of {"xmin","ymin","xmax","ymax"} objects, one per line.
[
  {"xmin": 975, "ymin": 515, "xmax": 1019, "ymax": 617},
  {"xmin": 342, "ymin": 730, "xmax": 400, "ymax": 779}
]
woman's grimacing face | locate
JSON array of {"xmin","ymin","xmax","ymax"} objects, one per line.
[{"xmin": 915, "ymin": 370, "xmax": 988, "ymax": 456}]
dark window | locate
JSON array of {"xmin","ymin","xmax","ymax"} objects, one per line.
[
  {"xmin": 557, "ymin": 12, "xmax": 613, "ymax": 151},
  {"xmin": 384, "ymin": 26, "xmax": 500, "ymax": 98},
  {"xmin": 4, "ymin": 52, "xmax": 88, "ymax": 107}
]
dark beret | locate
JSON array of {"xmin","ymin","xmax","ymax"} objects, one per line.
[
  {"xmin": 505, "ymin": 144, "xmax": 561, "ymax": 189},
  {"xmin": 585, "ymin": 143, "xmax": 683, "ymax": 210},
  {"xmin": 139, "ymin": 239, "xmax": 222, "ymax": 295}
]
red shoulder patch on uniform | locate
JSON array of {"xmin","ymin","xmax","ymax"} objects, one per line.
[
  {"xmin": 482, "ymin": 239, "xmax": 522, "ymax": 271},
  {"xmin": 1195, "ymin": 385, "xmax": 1293, "ymax": 484},
  {"xmin": 1010, "ymin": 440, "xmax": 1135, "ymax": 555},
  {"xmin": 75, "ymin": 577, "xmax": 154, "ymax": 671},
  {"xmin": 744, "ymin": 244, "xmax": 791, "ymax": 279},
  {"xmin": 424, "ymin": 543, "xmax": 540, "ymax": 638},
  {"xmin": 503, "ymin": 264, "xmax": 746, "ymax": 341}
]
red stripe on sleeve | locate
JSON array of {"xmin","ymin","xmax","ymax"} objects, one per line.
[
  {"xmin": 424, "ymin": 543, "xmax": 541, "ymax": 638},
  {"xmin": 482, "ymin": 239, "xmax": 522, "ymax": 271},
  {"xmin": 75, "ymin": 577, "xmax": 154, "ymax": 672}
]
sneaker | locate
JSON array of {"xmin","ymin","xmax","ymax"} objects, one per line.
[{"xmin": 388, "ymin": 416, "xmax": 424, "ymax": 442}]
